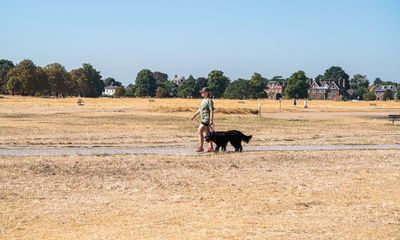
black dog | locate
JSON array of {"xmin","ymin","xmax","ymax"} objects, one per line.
[{"xmin": 205, "ymin": 130, "xmax": 252, "ymax": 152}]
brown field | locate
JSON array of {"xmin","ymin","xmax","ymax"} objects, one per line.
[
  {"xmin": 0, "ymin": 96, "xmax": 399, "ymax": 147},
  {"xmin": 1, "ymin": 96, "xmax": 400, "ymax": 239}
]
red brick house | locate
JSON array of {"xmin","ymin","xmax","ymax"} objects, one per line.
[
  {"xmin": 308, "ymin": 80, "xmax": 342, "ymax": 100},
  {"xmin": 265, "ymin": 81, "xmax": 286, "ymax": 99}
]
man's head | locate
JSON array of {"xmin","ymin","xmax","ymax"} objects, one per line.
[{"xmin": 200, "ymin": 87, "xmax": 211, "ymax": 97}]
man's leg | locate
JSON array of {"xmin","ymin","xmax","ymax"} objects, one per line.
[{"xmin": 197, "ymin": 124, "xmax": 207, "ymax": 149}]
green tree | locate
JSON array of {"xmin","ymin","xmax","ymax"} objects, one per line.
[
  {"xmin": 314, "ymin": 74, "xmax": 323, "ymax": 84},
  {"xmin": 249, "ymin": 72, "xmax": 268, "ymax": 98},
  {"xmin": 223, "ymin": 79, "xmax": 253, "ymax": 99},
  {"xmin": 135, "ymin": 69, "xmax": 156, "ymax": 97},
  {"xmin": 0, "ymin": 59, "xmax": 14, "ymax": 94},
  {"xmin": 114, "ymin": 86, "xmax": 125, "ymax": 98},
  {"xmin": 397, "ymin": 88, "xmax": 400, "ymax": 100},
  {"xmin": 323, "ymin": 66, "xmax": 350, "ymax": 90},
  {"xmin": 382, "ymin": 89, "xmax": 394, "ymax": 101},
  {"xmin": 196, "ymin": 77, "xmax": 208, "ymax": 91},
  {"xmin": 82, "ymin": 64, "xmax": 104, "ymax": 97},
  {"xmin": 70, "ymin": 68, "xmax": 89, "ymax": 97},
  {"xmin": 178, "ymin": 75, "xmax": 197, "ymax": 98},
  {"xmin": 125, "ymin": 84, "xmax": 136, "ymax": 97},
  {"xmin": 349, "ymin": 74, "xmax": 369, "ymax": 100},
  {"xmin": 373, "ymin": 77, "xmax": 396, "ymax": 86},
  {"xmin": 271, "ymin": 76, "xmax": 285, "ymax": 82},
  {"xmin": 374, "ymin": 77, "xmax": 383, "ymax": 85},
  {"xmin": 65, "ymin": 71, "xmax": 79, "ymax": 96},
  {"xmin": 363, "ymin": 91, "xmax": 376, "ymax": 101},
  {"xmin": 44, "ymin": 63, "xmax": 68, "ymax": 97},
  {"xmin": 163, "ymin": 81, "xmax": 178, "ymax": 97},
  {"xmin": 207, "ymin": 70, "xmax": 230, "ymax": 98},
  {"xmin": 153, "ymin": 71, "xmax": 169, "ymax": 85},
  {"xmin": 103, "ymin": 77, "xmax": 121, "ymax": 87},
  {"xmin": 35, "ymin": 66, "xmax": 49, "ymax": 95},
  {"xmin": 155, "ymin": 86, "xmax": 168, "ymax": 98},
  {"xmin": 6, "ymin": 75, "xmax": 22, "ymax": 95},
  {"xmin": 284, "ymin": 70, "xmax": 310, "ymax": 99},
  {"xmin": 7, "ymin": 59, "xmax": 37, "ymax": 96}
]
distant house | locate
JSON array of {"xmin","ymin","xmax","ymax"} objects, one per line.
[
  {"xmin": 308, "ymin": 80, "xmax": 341, "ymax": 100},
  {"xmin": 265, "ymin": 81, "xmax": 286, "ymax": 99},
  {"xmin": 171, "ymin": 75, "xmax": 185, "ymax": 86},
  {"xmin": 374, "ymin": 85, "xmax": 397, "ymax": 100},
  {"xmin": 102, "ymin": 86, "xmax": 116, "ymax": 97}
]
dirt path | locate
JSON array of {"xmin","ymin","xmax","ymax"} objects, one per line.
[{"xmin": 1, "ymin": 144, "xmax": 399, "ymax": 156}]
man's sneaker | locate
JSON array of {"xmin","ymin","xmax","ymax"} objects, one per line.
[{"xmin": 195, "ymin": 147, "xmax": 204, "ymax": 152}]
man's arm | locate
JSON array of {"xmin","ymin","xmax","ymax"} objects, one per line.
[{"xmin": 191, "ymin": 110, "xmax": 200, "ymax": 121}]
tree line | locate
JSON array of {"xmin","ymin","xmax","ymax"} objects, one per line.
[{"xmin": 1, "ymin": 59, "xmax": 399, "ymax": 100}]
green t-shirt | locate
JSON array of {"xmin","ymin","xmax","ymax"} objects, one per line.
[{"xmin": 199, "ymin": 98, "xmax": 214, "ymax": 123}]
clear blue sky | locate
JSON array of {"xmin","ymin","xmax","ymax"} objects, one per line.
[{"xmin": 2, "ymin": 0, "xmax": 400, "ymax": 85}]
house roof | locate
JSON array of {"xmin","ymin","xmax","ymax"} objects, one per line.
[
  {"xmin": 375, "ymin": 85, "xmax": 397, "ymax": 92},
  {"xmin": 104, "ymin": 86, "xmax": 116, "ymax": 90}
]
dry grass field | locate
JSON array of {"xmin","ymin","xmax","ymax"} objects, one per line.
[
  {"xmin": 0, "ymin": 96, "xmax": 399, "ymax": 148},
  {"xmin": 1, "ymin": 96, "xmax": 400, "ymax": 239}
]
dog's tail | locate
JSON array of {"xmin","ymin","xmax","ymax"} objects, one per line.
[{"xmin": 242, "ymin": 134, "xmax": 252, "ymax": 143}]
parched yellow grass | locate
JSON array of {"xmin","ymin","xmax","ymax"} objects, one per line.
[
  {"xmin": 0, "ymin": 96, "xmax": 399, "ymax": 147},
  {"xmin": 1, "ymin": 150, "xmax": 399, "ymax": 239},
  {"xmin": 1, "ymin": 96, "xmax": 399, "ymax": 113},
  {"xmin": 1, "ymin": 96, "xmax": 400, "ymax": 239}
]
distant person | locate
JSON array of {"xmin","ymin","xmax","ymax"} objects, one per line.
[
  {"xmin": 191, "ymin": 87, "xmax": 214, "ymax": 152},
  {"xmin": 293, "ymin": 98, "xmax": 297, "ymax": 108},
  {"xmin": 304, "ymin": 99, "xmax": 308, "ymax": 109}
]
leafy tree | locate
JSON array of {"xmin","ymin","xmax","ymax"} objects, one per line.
[
  {"xmin": 135, "ymin": 69, "xmax": 156, "ymax": 97},
  {"xmin": 69, "ymin": 64, "xmax": 103, "ymax": 97},
  {"xmin": 82, "ymin": 64, "xmax": 104, "ymax": 97},
  {"xmin": 396, "ymin": 86, "xmax": 400, "ymax": 100},
  {"xmin": 163, "ymin": 80, "xmax": 178, "ymax": 97},
  {"xmin": 194, "ymin": 77, "xmax": 208, "ymax": 98},
  {"xmin": 114, "ymin": 86, "xmax": 125, "ymax": 98},
  {"xmin": 323, "ymin": 66, "xmax": 350, "ymax": 90},
  {"xmin": 373, "ymin": 77, "xmax": 396, "ymax": 86},
  {"xmin": 65, "ymin": 71, "xmax": 79, "ymax": 96},
  {"xmin": 125, "ymin": 84, "xmax": 136, "ymax": 97},
  {"xmin": 314, "ymin": 74, "xmax": 323, "ymax": 84},
  {"xmin": 363, "ymin": 91, "xmax": 376, "ymax": 101},
  {"xmin": 7, "ymin": 59, "xmax": 37, "ymax": 96},
  {"xmin": 382, "ymin": 89, "xmax": 394, "ymax": 101},
  {"xmin": 44, "ymin": 63, "xmax": 68, "ymax": 97},
  {"xmin": 35, "ymin": 66, "xmax": 49, "ymax": 95},
  {"xmin": 6, "ymin": 75, "xmax": 22, "ymax": 95},
  {"xmin": 223, "ymin": 79, "xmax": 253, "ymax": 99},
  {"xmin": 153, "ymin": 71, "xmax": 169, "ymax": 85},
  {"xmin": 349, "ymin": 74, "xmax": 369, "ymax": 100},
  {"xmin": 397, "ymin": 88, "xmax": 400, "ymax": 100},
  {"xmin": 207, "ymin": 70, "xmax": 230, "ymax": 98},
  {"xmin": 271, "ymin": 76, "xmax": 285, "ymax": 82},
  {"xmin": 103, "ymin": 77, "xmax": 121, "ymax": 87},
  {"xmin": 284, "ymin": 70, "xmax": 310, "ymax": 99},
  {"xmin": 70, "ymin": 68, "xmax": 89, "ymax": 97},
  {"xmin": 249, "ymin": 72, "xmax": 268, "ymax": 98},
  {"xmin": 155, "ymin": 86, "xmax": 168, "ymax": 98},
  {"xmin": 178, "ymin": 75, "xmax": 197, "ymax": 98},
  {"xmin": 374, "ymin": 77, "xmax": 383, "ymax": 85},
  {"xmin": 0, "ymin": 59, "xmax": 14, "ymax": 94}
]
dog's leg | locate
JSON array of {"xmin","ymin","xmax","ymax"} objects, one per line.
[
  {"xmin": 230, "ymin": 140, "xmax": 241, "ymax": 152},
  {"xmin": 215, "ymin": 144, "xmax": 221, "ymax": 152},
  {"xmin": 222, "ymin": 143, "xmax": 227, "ymax": 152}
]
